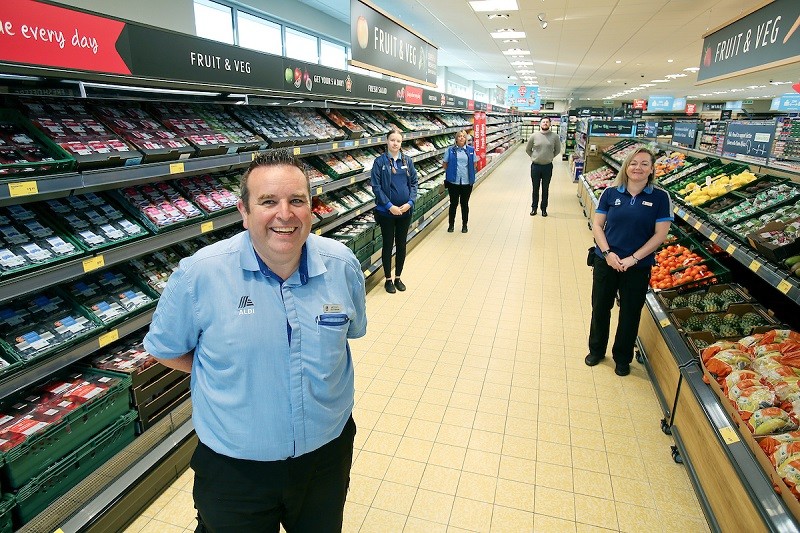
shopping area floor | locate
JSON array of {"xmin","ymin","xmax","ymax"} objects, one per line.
[{"xmin": 125, "ymin": 147, "xmax": 709, "ymax": 533}]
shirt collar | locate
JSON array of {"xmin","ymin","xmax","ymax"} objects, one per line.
[
  {"xmin": 616, "ymin": 184, "xmax": 654, "ymax": 194},
  {"xmin": 239, "ymin": 231, "xmax": 313, "ymax": 285}
]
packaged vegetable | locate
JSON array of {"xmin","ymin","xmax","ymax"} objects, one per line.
[
  {"xmin": 732, "ymin": 385, "xmax": 777, "ymax": 417},
  {"xmin": 749, "ymin": 407, "xmax": 798, "ymax": 435},
  {"xmin": 760, "ymin": 431, "xmax": 800, "ymax": 459},
  {"xmin": 705, "ymin": 349, "xmax": 751, "ymax": 379}
]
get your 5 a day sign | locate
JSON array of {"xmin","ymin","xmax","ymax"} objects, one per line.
[{"xmin": 697, "ymin": 0, "xmax": 800, "ymax": 83}]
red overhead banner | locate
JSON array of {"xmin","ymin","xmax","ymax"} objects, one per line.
[
  {"xmin": 403, "ymin": 85, "xmax": 423, "ymax": 105},
  {"xmin": 686, "ymin": 103, "xmax": 697, "ymax": 115},
  {"xmin": 632, "ymin": 99, "xmax": 647, "ymax": 110},
  {"xmin": 0, "ymin": 0, "xmax": 130, "ymax": 75}
]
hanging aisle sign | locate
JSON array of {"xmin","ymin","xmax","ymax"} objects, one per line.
[
  {"xmin": 506, "ymin": 85, "xmax": 540, "ymax": 110},
  {"xmin": 473, "ymin": 112, "xmax": 487, "ymax": 171},
  {"xmin": 697, "ymin": 0, "xmax": 800, "ymax": 83},
  {"xmin": 349, "ymin": 0, "xmax": 438, "ymax": 87},
  {"xmin": 721, "ymin": 120, "xmax": 775, "ymax": 165}
]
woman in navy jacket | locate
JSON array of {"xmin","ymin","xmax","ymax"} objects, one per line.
[
  {"xmin": 370, "ymin": 128, "xmax": 418, "ymax": 294},
  {"xmin": 442, "ymin": 130, "xmax": 476, "ymax": 233}
]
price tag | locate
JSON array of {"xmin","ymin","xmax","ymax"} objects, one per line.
[
  {"xmin": 98, "ymin": 330, "xmax": 119, "ymax": 348},
  {"xmin": 315, "ymin": 229, "xmax": 322, "ymax": 235},
  {"xmin": 316, "ymin": 187, "xmax": 323, "ymax": 195},
  {"xmin": 726, "ymin": 244, "xmax": 736, "ymax": 254},
  {"xmin": 82, "ymin": 255, "xmax": 105, "ymax": 273},
  {"xmin": 749, "ymin": 260, "xmax": 761, "ymax": 272},
  {"xmin": 169, "ymin": 162, "xmax": 185, "ymax": 174},
  {"xmin": 252, "ymin": 152, "xmax": 258, "ymax": 161},
  {"xmin": 659, "ymin": 318, "xmax": 671, "ymax": 328},
  {"xmin": 350, "ymin": 177, "xmax": 356, "ymax": 184},
  {"xmin": 777, "ymin": 279, "xmax": 792, "ymax": 295},
  {"xmin": 355, "ymin": 209, "xmax": 362, "ymax": 216},
  {"xmin": 293, "ymin": 147, "xmax": 301, "ymax": 155},
  {"xmin": 332, "ymin": 142, "xmax": 339, "ymax": 149},
  {"xmin": 363, "ymin": 269, "xmax": 370, "ymax": 276},
  {"xmin": 354, "ymin": 140, "xmax": 360, "ymax": 147},
  {"xmin": 693, "ymin": 220, "xmax": 702, "ymax": 230},
  {"xmin": 709, "ymin": 232, "xmax": 718, "ymax": 241},
  {"xmin": 676, "ymin": 208, "xmax": 685, "ymax": 217},
  {"xmin": 8, "ymin": 181, "xmax": 38, "ymax": 197},
  {"xmin": 200, "ymin": 221, "xmax": 214, "ymax": 233},
  {"xmin": 719, "ymin": 426, "xmax": 740, "ymax": 445}
]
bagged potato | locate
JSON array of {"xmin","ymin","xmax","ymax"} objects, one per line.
[
  {"xmin": 705, "ymin": 349, "xmax": 751, "ymax": 380},
  {"xmin": 751, "ymin": 355, "xmax": 797, "ymax": 382},
  {"xmin": 773, "ymin": 378, "xmax": 800, "ymax": 401},
  {"xmin": 724, "ymin": 370, "xmax": 762, "ymax": 395},
  {"xmin": 702, "ymin": 341, "xmax": 741, "ymax": 364},
  {"xmin": 760, "ymin": 431, "xmax": 800, "ymax": 459},
  {"xmin": 749, "ymin": 407, "xmax": 798, "ymax": 436},
  {"xmin": 777, "ymin": 457, "xmax": 800, "ymax": 499},
  {"xmin": 733, "ymin": 386, "xmax": 777, "ymax": 418},
  {"xmin": 771, "ymin": 442, "xmax": 800, "ymax": 467}
]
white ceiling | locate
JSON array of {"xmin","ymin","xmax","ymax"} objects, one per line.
[{"xmin": 296, "ymin": 0, "xmax": 799, "ymax": 105}]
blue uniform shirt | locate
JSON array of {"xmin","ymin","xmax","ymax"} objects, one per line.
[
  {"xmin": 143, "ymin": 231, "xmax": 367, "ymax": 461},
  {"xmin": 594, "ymin": 184, "xmax": 673, "ymax": 266},
  {"xmin": 443, "ymin": 146, "xmax": 469, "ymax": 184}
]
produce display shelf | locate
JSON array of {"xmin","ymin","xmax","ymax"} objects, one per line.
[
  {"xmin": 601, "ymin": 153, "xmax": 621, "ymax": 170},
  {"xmin": 315, "ymin": 201, "xmax": 376, "ymax": 236},
  {"xmin": 0, "ymin": 308, "xmax": 154, "ymax": 399},
  {"xmin": 674, "ymin": 206, "xmax": 800, "ymax": 305},
  {"xmin": 0, "ymin": 173, "xmax": 84, "ymax": 207},
  {"xmin": 0, "ymin": 211, "xmax": 243, "ymax": 303}
]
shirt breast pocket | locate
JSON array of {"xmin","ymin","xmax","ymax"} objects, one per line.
[{"xmin": 313, "ymin": 313, "xmax": 350, "ymax": 381}]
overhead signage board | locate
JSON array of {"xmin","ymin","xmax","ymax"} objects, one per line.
[
  {"xmin": 349, "ymin": 0, "xmax": 438, "ymax": 87},
  {"xmin": 697, "ymin": 0, "xmax": 800, "ymax": 84},
  {"xmin": 725, "ymin": 100, "xmax": 744, "ymax": 109},
  {"xmin": 0, "ymin": 0, "xmax": 473, "ymax": 109},
  {"xmin": 721, "ymin": 120, "xmax": 775, "ymax": 165},
  {"xmin": 672, "ymin": 121, "xmax": 699, "ymax": 147},
  {"xmin": 770, "ymin": 93, "xmax": 800, "ymax": 111},
  {"xmin": 589, "ymin": 120, "xmax": 635, "ymax": 137},
  {"xmin": 506, "ymin": 85, "xmax": 540, "ymax": 110}
]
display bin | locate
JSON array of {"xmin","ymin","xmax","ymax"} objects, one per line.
[
  {"xmin": 746, "ymin": 217, "xmax": 800, "ymax": 264},
  {"xmin": 0, "ymin": 494, "xmax": 13, "ymax": 533},
  {"xmin": 134, "ymin": 368, "xmax": 190, "ymax": 434},
  {"xmin": 659, "ymin": 158, "xmax": 720, "ymax": 188},
  {"xmin": 0, "ymin": 352, "xmax": 22, "ymax": 380},
  {"xmin": 13, "ymin": 411, "xmax": 137, "ymax": 528},
  {"xmin": 709, "ymin": 182, "xmax": 800, "ymax": 229},
  {"xmin": 669, "ymin": 303, "xmax": 778, "ymax": 338},
  {"xmin": 685, "ymin": 327, "xmax": 775, "ymax": 357},
  {"xmin": 668, "ymin": 161, "xmax": 744, "ymax": 195},
  {"xmin": 108, "ymin": 187, "xmax": 206, "ymax": 235},
  {"xmin": 305, "ymin": 155, "xmax": 362, "ymax": 181},
  {"xmin": 356, "ymin": 243, "xmax": 372, "ymax": 265},
  {"xmin": 655, "ymin": 282, "xmax": 752, "ymax": 310},
  {"xmin": 0, "ymin": 109, "xmax": 75, "ymax": 176},
  {"xmin": 138, "ymin": 378, "xmax": 190, "ymax": 434},
  {"xmin": 0, "ymin": 369, "xmax": 133, "ymax": 490},
  {"xmin": 0, "ymin": 213, "xmax": 86, "ymax": 280}
]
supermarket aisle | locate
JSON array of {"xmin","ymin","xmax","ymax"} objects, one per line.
[{"xmin": 125, "ymin": 146, "xmax": 709, "ymax": 533}]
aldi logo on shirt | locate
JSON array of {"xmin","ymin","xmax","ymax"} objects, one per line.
[{"xmin": 238, "ymin": 296, "xmax": 254, "ymax": 315}]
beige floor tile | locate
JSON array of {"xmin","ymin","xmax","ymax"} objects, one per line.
[
  {"xmin": 442, "ymin": 406, "xmax": 477, "ymax": 428},
  {"xmin": 606, "ymin": 453, "xmax": 646, "ymax": 480},
  {"xmin": 153, "ymin": 490, "xmax": 196, "ymax": 529},
  {"xmin": 360, "ymin": 507, "xmax": 408, "ymax": 532},
  {"xmin": 140, "ymin": 487, "xmax": 178, "ymax": 518},
  {"xmin": 351, "ymin": 450, "xmax": 392, "ymax": 479},
  {"xmin": 436, "ymin": 424, "xmax": 472, "ymax": 447},
  {"xmin": 372, "ymin": 480, "xmax": 419, "ymax": 515},
  {"xmin": 657, "ymin": 510, "xmax": 711, "ymax": 532},
  {"xmin": 420, "ymin": 464, "xmax": 461, "ymax": 494},
  {"xmin": 173, "ymin": 468, "xmax": 194, "ymax": 491},
  {"xmin": 137, "ymin": 520, "xmax": 186, "ymax": 533},
  {"xmin": 123, "ymin": 515, "xmax": 152, "ymax": 533},
  {"xmin": 478, "ymin": 396, "xmax": 509, "ymax": 415},
  {"xmin": 414, "ymin": 402, "xmax": 447, "ymax": 423},
  {"xmin": 533, "ymin": 513, "xmax": 577, "ymax": 533},
  {"xmin": 343, "ymin": 501, "xmax": 369, "ymax": 531},
  {"xmin": 536, "ymin": 462, "xmax": 574, "ymax": 492},
  {"xmin": 502, "ymin": 434, "xmax": 537, "ymax": 461},
  {"xmin": 449, "ymin": 391, "xmax": 480, "ymax": 411},
  {"xmin": 410, "ymin": 489, "xmax": 455, "ymax": 524},
  {"xmin": 574, "ymin": 494, "xmax": 618, "ymax": 530},
  {"xmin": 508, "ymin": 400, "xmax": 538, "ymax": 421},
  {"xmin": 348, "ymin": 474, "xmax": 382, "ymax": 506},
  {"xmin": 428, "ymin": 442, "xmax": 467, "ymax": 469},
  {"xmin": 367, "ymin": 378, "xmax": 400, "ymax": 397},
  {"xmin": 469, "ymin": 428, "xmax": 505, "ymax": 454},
  {"xmin": 357, "ymin": 392, "xmax": 391, "ymax": 412},
  {"xmin": 494, "ymin": 478, "xmax": 534, "ymax": 510},
  {"xmin": 403, "ymin": 517, "xmax": 448, "ymax": 533},
  {"xmin": 611, "ymin": 475, "xmax": 656, "ymax": 508},
  {"xmin": 462, "ymin": 448, "xmax": 501, "ymax": 477},
  {"xmin": 534, "ymin": 486, "xmax": 575, "ymax": 521},
  {"xmin": 403, "ymin": 369, "xmax": 433, "ymax": 386},
  {"xmin": 482, "ymin": 382, "xmax": 512, "ymax": 400},
  {"xmin": 538, "ymin": 422, "xmax": 572, "ymax": 445},
  {"xmin": 373, "ymin": 412, "xmax": 411, "ymax": 435},
  {"xmin": 570, "ymin": 427, "xmax": 606, "ymax": 452},
  {"xmin": 653, "ymin": 488, "xmax": 706, "ymax": 520},
  {"xmin": 404, "ymin": 419, "xmax": 441, "ymax": 441},
  {"xmin": 449, "ymin": 497, "xmax": 493, "ymax": 532},
  {"xmin": 573, "ymin": 469, "xmax": 613, "ymax": 499},
  {"xmin": 362, "ymin": 430, "xmax": 403, "ymax": 456},
  {"xmin": 385, "ymin": 397, "xmax": 419, "ymax": 417},
  {"xmin": 491, "ymin": 505, "xmax": 534, "ymax": 532},
  {"xmin": 454, "ymin": 377, "xmax": 485, "ymax": 395},
  {"xmin": 536, "ymin": 440, "xmax": 573, "ymax": 468},
  {"xmin": 384, "ymin": 457, "xmax": 426, "ymax": 487},
  {"xmin": 393, "ymin": 383, "xmax": 426, "ymax": 402},
  {"xmin": 428, "ymin": 374, "xmax": 458, "ymax": 391},
  {"xmin": 354, "ymin": 408, "xmax": 381, "ymax": 431},
  {"xmin": 506, "ymin": 416, "xmax": 537, "ymax": 439},
  {"xmin": 498, "ymin": 455, "xmax": 536, "ymax": 484},
  {"xmin": 474, "ymin": 412, "xmax": 507, "ymax": 433},
  {"xmin": 456, "ymin": 471, "xmax": 498, "ymax": 502},
  {"xmin": 615, "ymin": 502, "xmax": 663, "ymax": 533}
]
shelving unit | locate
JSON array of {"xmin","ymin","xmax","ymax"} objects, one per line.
[{"xmin": 698, "ymin": 120, "xmax": 726, "ymax": 155}]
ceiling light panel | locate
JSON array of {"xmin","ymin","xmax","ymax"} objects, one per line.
[
  {"xmin": 502, "ymin": 49, "xmax": 530, "ymax": 55},
  {"xmin": 491, "ymin": 30, "xmax": 526, "ymax": 38},
  {"xmin": 510, "ymin": 61, "xmax": 533, "ymax": 65},
  {"xmin": 469, "ymin": 0, "xmax": 518, "ymax": 12}
]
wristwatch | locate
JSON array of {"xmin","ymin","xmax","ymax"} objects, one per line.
[{"xmin": 602, "ymin": 249, "xmax": 611, "ymax": 257}]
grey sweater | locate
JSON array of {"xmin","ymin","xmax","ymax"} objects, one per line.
[{"xmin": 525, "ymin": 130, "xmax": 562, "ymax": 164}]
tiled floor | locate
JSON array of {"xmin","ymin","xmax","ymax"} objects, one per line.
[{"xmin": 125, "ymin": 146, "xmax": 709, "ymax": 532}]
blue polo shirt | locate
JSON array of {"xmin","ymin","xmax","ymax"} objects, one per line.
[
  {"xmin": 594, "ymin": 184, "xmax": 673, "ymax": 266},
  {"xmin": 143, "ymin": 231, "xmax": 367, "ymax": 461}
]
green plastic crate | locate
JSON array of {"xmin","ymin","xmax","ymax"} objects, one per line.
[
  {"xmin": 0, "ymin": 109, "xmax": 75, "ymax": 177},
  {"xmin": 13, "ymin": 411, "xmax": 137, "ymax": 528},
  {"xmin": 0, "ymin": 494, "xmax": 12, "ymax": 533},
  {"xmin": 1, "ymin": 369, "xmax": 132, "ymax": 490}
]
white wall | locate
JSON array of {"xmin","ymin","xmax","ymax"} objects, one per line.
[{"xmin": 235, "ymin": 0, "xmax": 348, "ymax": 44}]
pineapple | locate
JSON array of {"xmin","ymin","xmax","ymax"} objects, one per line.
[
  {"xmin": 671, "ymin": 296, "xmax": 688, "ymax": 309},
  {"xmin": 719, "ymin": 324, "xmax": 739, "ymax": 338},
  {"xmin": 685, "ymin": 315, "xmax": 704, "ymax": 332}
]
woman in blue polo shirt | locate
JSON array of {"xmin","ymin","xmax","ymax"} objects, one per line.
[
  {"xmin": 585, "ymin": 147, "xmax": 673, "ymax": 376},
  {"xmin": 370, "ymin": 128, "xmax": 418, "ymax": 294},
  {"xmin": 443, "ymin": 130, "xmax": 476, "ymax": 233}
]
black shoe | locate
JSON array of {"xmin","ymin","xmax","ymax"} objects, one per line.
[
  {"xmin": 384, "ymin": 280, "xmax": 396, "ymax": 293},
  {"xmin": 615, "ymin": 363, "xmax": 631, "ymax": 376},
  {"xmin": 530, "ymin": 209, "xmax": 537, "ymax": 216},
  {"xmin": 447, "ymin": 224, "xmax": 454, "ymax": 232},
  {"xmin": 394, "ymin": 279, "xmax": 406, "ymax": 291},
  {"xmin": 541, "ymin": 210, "xmax": 548, "ymax": 217},
  {"xmin": 461, "ymin": 225, "xmax": 468, "ymax": 233},
  {"xmin": 585, "ymin": 353, "xmax": 605, "ymax": 366}
]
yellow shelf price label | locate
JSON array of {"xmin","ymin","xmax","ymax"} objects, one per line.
[
  {"xmin": 355, "ymin": 209, "xmax": 362, "ymax": 216},
  {"xmin": 252, "ymin": 152, "xmax": 258, "ymax": 161},
  {"xmin": 169, "ymin": 162, "xmax": 185, "ymax": 174},
  {"xmin": 82, "ymin": 255, "xmax": 105, "ymax": 273},
  {"xmin": 749, "ymin": 259, "xmax": 761, "ymax": 272},
  {"xmin": 363, "ymin": 269, "xmax": 370, "ymax": 276},
  {"xmin": 719, "ymin": 426, "xmax": 740, "ymax": 445},
  {"xmin": 315, "ymin": 186, "xmax": 323, "ymax": 195},
  {"xmin": 726, "ymin": 244, "xmax": 736, "ymax": 254},
  {"xmin": 315, "ymin": 228, "xmax": 322, "ymax": 235},
  {"xmin": 659, "ymin": 318, "xmax": 671, "ymax": 328},
  {"xmin": 332, "ymin": 142, "xmax": 339, "ymax": 149},
  {"xmin": 777, "ymin": 279, "xmax": 792, "ymax": 295},
  {"xmin": 200, "ymin": 221, "xmax": 214, "ymax": 233},
  {"xmin": 8, "ymin": 181, "xmax": 38, "ymax": 197},
  {"xmin": 98, "ymin": 329, "xmax": 120, "ymax": 348},
  {"xmin": 693, "ymin": 220, "xmax": 702, "ymax": 230},
  {"xmin": 293, "ymin": 147, "xmax": 301, "ymax": 155},
  {"xmin": 350, "ymin": 177, "xmax": 356, "ymax": 184},
  {"xmin": 354, "ymin": 140, "xmax": 360, "ymax": 147},
  {"xmin": 709, "ymin": 232, "xmax": 718, "ymax": 241}
]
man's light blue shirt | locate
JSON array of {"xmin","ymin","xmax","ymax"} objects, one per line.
[
  {"xmin": 443, "ymin": 146, "xmax": 469, "ymax": 184},
  {"xmin": 143, "ymin": 231, "xmax": 367, "ymax": 461}
]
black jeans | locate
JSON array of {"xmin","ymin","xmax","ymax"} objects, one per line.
[
  {"xmin": 192, "ymin": 416, "xmax": 356, "ymax": 533},
  {"xmin": 447, "ymin": 182, "xmax": 473, "ymax": 226},
  {"xmin": 375, "ymin": 211, "xmax": 412, "ymax": 278},
  {"xmin": 588, "ymin": 255, "xmax": 651, "ymax": 366},
  {"xmin": 530, "ymin": 162, "xmax": 554, "ymax": 210}
]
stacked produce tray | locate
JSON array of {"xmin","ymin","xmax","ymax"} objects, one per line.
[
  {"xmin": 112, "ymin": 181, "xmax": 206, "ymax": 233},
  {"xmin": 62, "ymin": 268, "xmax": 158, "ymax": 328},
  {"xmin": 148, "ymin": 103, "xmax": 241, "ymax": 157},
  {"xmin": 0, "ymin": 109, "xmax": 74, "ymax": 177},
  {"xmin": 649, "ymin": 237, "xmax": 731, "ymax": 291}
]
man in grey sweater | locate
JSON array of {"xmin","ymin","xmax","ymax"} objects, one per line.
[{"xmin": 524, "ymin": 117, "xmax": 562, "ymax": 217}]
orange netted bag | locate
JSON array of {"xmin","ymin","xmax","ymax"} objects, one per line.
[
  {"xmin": 777, "ymin": 457, "xmax": 800, "ymax": 499},
  {"xmin": 701, "ymin": 341, "xmax": 741, "ymax": 364},
  {"xmin": 704, "ymin": 349, "xmax": 751, "ymax": 380},
  {"xmin": 751, "ymin": 355, "xmax": 798, "ymax": 383},
  {"xmin": 732, "ymin": 385, "xmax": 778, "ymax": 420},
  {"xmin": 723, "ymin": 370, "xmax": 763, "ymax": 396},
  {"xmin": 778, "ymin": 341, "xmax": 800, "ymax": 368},
  {"xmin": 760, "ymin": 431, "xmax": 800, "ymax": 460},
  {"xmin": 749, "ymin": 407, "xmax": 798, "ymax": 436},
  {"xmin": 772, "ymin": 442, "xmax": 800, "ymax": 468},
  {"xmin": 759, "ymin": 330, "xmax": 800, "ymax": 346}
]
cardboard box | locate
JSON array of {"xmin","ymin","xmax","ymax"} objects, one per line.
[{"xmin": 747, "ymin": 217, "xmax": 800, "ymax": 264}]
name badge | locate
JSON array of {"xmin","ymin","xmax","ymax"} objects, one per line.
[
  {"xmin": 323, "ymin": 304, "xmax": 342, "ymax": 313},
  {"xmin": 642, "ymin": 201, "xmax": 653, "ymax": 206}
]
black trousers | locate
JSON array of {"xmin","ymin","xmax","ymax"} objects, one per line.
[
  {"xmin": 446, "ymin": 182, "xmax": 473, "ymax": 226},
  {"xmin": 588, "ymin": 256, "xmax": 651, "ymax": 365},
  {"xmin": 192, "ymin": 416, "xmax": 356, "ymax": 533},
  {"xmin": 375, "ymin": 211, "xmax": 412, "ymax": 278},
  {"xmin": 530, "ymin": 162, "xmax": 554, "ymax": 210}
]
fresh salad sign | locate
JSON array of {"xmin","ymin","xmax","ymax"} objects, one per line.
[{"xmin": 697, "ymin": 0, "xmax": 800, "ymax": 83}]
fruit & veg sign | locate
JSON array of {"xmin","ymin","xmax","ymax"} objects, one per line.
[
  {"xmin": 697, "ymin": 0, "xmax": 800, "ymax": 83},
  {"xmin": 350, "ymin": 0, "xmax": 438, "ymax": 87}
]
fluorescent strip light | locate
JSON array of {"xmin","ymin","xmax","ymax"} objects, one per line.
[
  {"xmin": 469, "ymin": 0, "xmax": 518, "ymax": 12},
  {"xmin": 491, "ymin": 30, "xmax": 526, "ymax": 38},
  {"xmin": 502, "ymin": 49, "xmax": 530, "ymax": 55}
]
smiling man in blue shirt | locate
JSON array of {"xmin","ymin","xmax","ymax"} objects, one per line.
[{"xmin": 144, "ymin": 150, "xmax": 367, "ymax": 533}]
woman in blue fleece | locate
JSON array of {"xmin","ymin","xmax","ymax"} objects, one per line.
[{"xmin": 370, "ymin": 128, "xmax": 418, "ymax": 294}]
